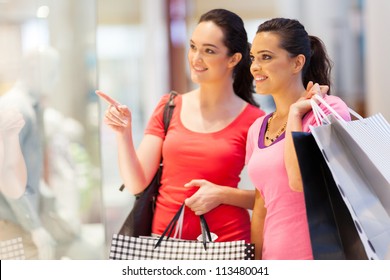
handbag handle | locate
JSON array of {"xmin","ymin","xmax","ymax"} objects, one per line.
[
  {"xmin": 154, "ymin": 203, "xmax": 212, "ymax": 250},
  {"xmin": 310, "ymin": 94, "xmax": 363, "ymax": 126},
  {"xmin": 163, "ymin": 91, "xmax": 178, "ymax": 134}
]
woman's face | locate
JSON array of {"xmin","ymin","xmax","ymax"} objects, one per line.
[
  {"xmin": 250, "ymin": 32, "xmax": 297, "ymax": 95},
  {"xmin": 188, "ymin": 21, "xmax": 235, "ymax": 85}
]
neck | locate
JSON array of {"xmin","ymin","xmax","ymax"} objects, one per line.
[
  {"xmin": 197, "ymin": 83, "xmax": 237, "ymax": 108},
  {"xmin": 272, "ymin": 86, "xmax": 306, "ymax": 117}
]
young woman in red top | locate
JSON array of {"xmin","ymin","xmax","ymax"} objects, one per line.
[{"xmin": 97, "ymin": 9, "xmax": 265, "ymax": 242}]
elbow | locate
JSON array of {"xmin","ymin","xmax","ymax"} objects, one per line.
[
  {"xmin": 285, "ymin": 165, "xmax": 304, "ymax": 192},
  {"xmin": 288, "ymin": 177, "xmax": 303, "ymax": 192},
  {"xmin": 122, "ymin": 183, "xmax": 144, "ymax": 196}
]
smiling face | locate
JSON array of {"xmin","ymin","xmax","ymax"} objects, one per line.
[
  {"xmin": 250, "ymin": 32, "xmax": 301, "ymax": 96},
  {"xmin": 188, "ymin": 21, "xmax": 238, "ymax": 85}
]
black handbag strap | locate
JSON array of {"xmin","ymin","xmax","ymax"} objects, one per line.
[
  {"xmin": 157, "ymin": 90, "xmax": 177, "ymax": 164},
  {"xmin": 200, "ymin": 215, "xmax": 212, "ymax": 248},
  {"xmin": 155, "ymin": 203, "xmax": 212, "ymax": 250},
  {"xmin": 163, "ymin": 91, "xmax": 178, "ymax": 134},
  {"xmin": 119, "ymin": 91, "xmax": 178, "ymax": 192}
]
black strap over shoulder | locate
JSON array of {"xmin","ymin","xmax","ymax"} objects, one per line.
[{"xmin": 163, "ymin": 91, "xmax": 178, "ymax": 134}]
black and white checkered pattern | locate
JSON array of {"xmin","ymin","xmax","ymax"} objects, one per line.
[
  {"xmin": 0, "ymin": 237, "xmax": 25, "ymax": 260},
  {"xmin": 110, "ymin": 234, "xmax": 255, "ymax": 260}
]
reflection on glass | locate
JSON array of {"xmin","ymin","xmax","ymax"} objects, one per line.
[{"xmin": 0, "ymin": 0, "xmax": 104, "ymax": 260}]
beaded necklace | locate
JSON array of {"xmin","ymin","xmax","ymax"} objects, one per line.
[{"xmin": 265, "ymin": 113, "xmax": 287, "ymax": 143}]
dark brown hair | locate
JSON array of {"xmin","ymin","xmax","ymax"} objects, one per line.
[
  {"xmin": 257, "ymin": 18, "xmax": 332, "ymax": 93},
  {"xmin": 200, "ymin": 9, "xmax": 258, "ymax": 105}
]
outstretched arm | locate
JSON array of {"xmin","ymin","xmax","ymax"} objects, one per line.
[{"xmin": 96, "ymin": 90, "xmax": 162, "ymax": 194}]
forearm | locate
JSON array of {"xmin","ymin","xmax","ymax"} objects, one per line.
[
  {"xmin": 284, "ymin": 109, "xmax": 304, "ymax": 192},
  {"xmin": 251, "ymin": 217, "xmax": 264, "ymax": 260},
  {"xmin": 116, "ymin": 130, "xmax": 148, "ymax": 195},
  {"xmin": 220, "ymin": 188, "xmax": 255, "ymax": 209},
  {"xmin": 251, "ymin": 190, "xmax": 266, "ymax": 260},
  {"xmin": 116, "ymin": 131, "xmax": 163, "ymax": 195}
]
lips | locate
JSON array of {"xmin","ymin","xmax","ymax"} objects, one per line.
[
  {"xmin": 254, "ymin": 75, "xmax": 267, "ymax": 83},
  {"xmin": 193, "ymin": 65, "xmax": 208, "ymax": 72}
]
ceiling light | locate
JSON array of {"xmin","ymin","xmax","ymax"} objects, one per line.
[{"xmin": 36, "ymin": 5, "xmax": 50, "ymax": 18}]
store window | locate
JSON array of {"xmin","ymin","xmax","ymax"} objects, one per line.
[
  {"xmin": 0, "ymin": 0, "xmax": 104, "ymax": 260},
  {"xmin": 0, "ymin": 0, "xmax": 367, "ymax": 261}
]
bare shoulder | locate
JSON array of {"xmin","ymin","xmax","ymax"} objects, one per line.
[
  {"xmin": 180, "ymin": 89, "xmax": 198, "ymax": 109},
  {"xmin": 181, "ymin": 89, "xmax": 198, "ymax": 99}
]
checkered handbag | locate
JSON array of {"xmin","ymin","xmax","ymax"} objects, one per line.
[
  {"xmin": 0, "ymin": 237, "xmax": 25, "ymax": 260},
  {"xmin": 109, "ymin": 204, "xmax": 255, "ymax": 260}
]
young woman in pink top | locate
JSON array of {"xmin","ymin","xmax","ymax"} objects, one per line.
[
  {"xmin": 246, "ymin": 18, "xmax": 351, "ymax": 259},
  {"xmin": 97, "ymin": 9, "xmax": 265, "ymax": 243}
]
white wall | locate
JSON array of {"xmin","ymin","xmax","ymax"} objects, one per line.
[{"xmin": 364, "ymin": 0, "xmax": 390, "ymax": 120}]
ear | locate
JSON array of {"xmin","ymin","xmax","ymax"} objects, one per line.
[
  {"xmin": 228, "ymin": 53, "xmax": 242, "ymax": 68},
  {"xmin": 292, "ymin": 54, "xmax": 306, "ymax": 74}
]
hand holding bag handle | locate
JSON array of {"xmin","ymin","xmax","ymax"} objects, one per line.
[
  {"xmin": 310, "ymin": 94, "xmax": 362, "ymax": 126},
  {"xmin": 155, "ymin": 203, "xmax": 212, "ymax": 250}
]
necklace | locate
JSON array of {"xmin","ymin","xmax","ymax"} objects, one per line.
[{"xmin": 265, "ymin": 113, "xmax": 287, "ymax": 143}]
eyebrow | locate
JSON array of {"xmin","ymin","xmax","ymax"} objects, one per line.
[
  {"xmin": 250, "ymin": 50, "xmax": 275, "ymax": 55},
  {"xmin": 190, "ymin": 39, "xmax": 219, "ymax": 49}
]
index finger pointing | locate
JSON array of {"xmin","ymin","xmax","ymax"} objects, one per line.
[{"xmin": 95, "ymin": 90, "xmax": 121, "ymax": 107}]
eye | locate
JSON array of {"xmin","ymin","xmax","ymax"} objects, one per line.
[
  {"xmin": 249, "ymin": 55, "xmax": 255, "ymax": 62},
  {"xmin": 190, "ymin": 43, "xmax": 196, "ymax": 50},
  {"xmin": 205, "ymin": 48, "xmax": 215, "ymax": 54},
  {"xmin": 262, "ymin": 54, "xmax": 272, "ymax": 60}
]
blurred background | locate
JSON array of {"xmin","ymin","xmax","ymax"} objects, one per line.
[{"xmin": 0, "ymin": 0, "xmax": 388, "ymax": 259}]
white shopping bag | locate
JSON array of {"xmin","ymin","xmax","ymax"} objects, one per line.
[{"xmin": 309, "ymin": 95, "xmax": 390, "ymax": 260}]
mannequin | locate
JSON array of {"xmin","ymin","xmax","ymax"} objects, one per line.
[
  {"xmin": 0, "ymin": 108, "xmax": 27, "ymax": 199},
  {"xmin": 0, "ymin": 108, "xmax": 28, "ymax": 259},
  {"xmin": 0, "ymin": 46, "xmax": 59, "ymax": 259},
  {"xmin": 42, "ymin": 108, "xmax": 82, "ymax": 242}
]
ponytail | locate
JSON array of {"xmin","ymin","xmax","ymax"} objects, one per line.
[
  {"xmin": 304, "ymin": 36, "xmax": 332, "ymax": 94},
  {"xmin": 233, "ymin": 43, "xmax": 258, "ymax": 106}
]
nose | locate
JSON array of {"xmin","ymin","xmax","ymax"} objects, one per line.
[
  {"xmin": 250, "ymin": 59, "xmax": 260, "ymax": 72},
  {"xmin": 251, "ymin": 57, "xmax": 261, "ymax": 67},
  {"xmin": 191, "ymin": 50, "xmax": 202, "ymax": 63}
]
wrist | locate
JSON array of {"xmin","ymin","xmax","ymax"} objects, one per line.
[
  {"xmin": 218, "ymin": 185, "xmax": 233, "ymax": 205},
  {"xmin": 289, "ymin": 104, "xmax": 305, "ymax": 120},
  {"xmin": 287, "ymin": 109, "xmax": 303, "ymax": 130},
  {"xmin": 116, "ymin": 128, "xmax": 132, "ymax": 142}
]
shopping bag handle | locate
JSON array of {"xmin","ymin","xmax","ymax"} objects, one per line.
[
  {"xmin": 200, "ymin": 215, "xmax": 212, "ymax": 248},
  {"xmin": 310, "ymin": 94, "xmax": 363, "ymax": 126},
  {"xmin": 155, "ymin": 203, "xmax": 212, "ymax": 250}
]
